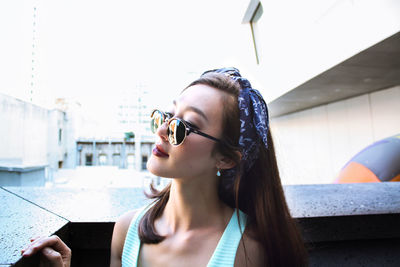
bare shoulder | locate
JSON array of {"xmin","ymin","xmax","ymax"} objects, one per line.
[
  {"xmin": 110, "ymin": 210, "xmax": 138, "ymax": 267},
  {"xmin": 115, "ymin": 209, "xmax": 138, "ymax": 234},
  {"xmin": 234, "ymin": 230, "xmax": 264, "ymax": 267}
]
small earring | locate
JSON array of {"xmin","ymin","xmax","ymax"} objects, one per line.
[{"xmin": 216, "ymin": 169, "xmax": 221, "ymax": 177}]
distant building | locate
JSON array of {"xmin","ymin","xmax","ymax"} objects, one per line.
[
  {"xmin": 76, "ymin": 84, "xmax": 156, "ymax": 171},
  {"xmin": 0, "ymin": 94, "xmax": 76, "ymax": 186},
  {"xmin": 0, "ymin": 91, "xmax": 156, "ymax": 187},
  {"xmin": 116, "ymin": 84, "xmax": 153, "ymax": 136},
  {"xmin": 76, "ymin": 137, "xmax": 154, "ymax": 171}
]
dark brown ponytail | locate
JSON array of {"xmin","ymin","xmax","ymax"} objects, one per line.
[{"xmin": 236, "ymin": 130, "xmax": 308, "ymax": 266}]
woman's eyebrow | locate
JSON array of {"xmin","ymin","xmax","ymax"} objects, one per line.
[{"xmin": 173, "ymin": 100, "xmax": 209, "ymax": 122}]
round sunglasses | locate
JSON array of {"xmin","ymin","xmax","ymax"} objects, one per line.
[{"xmin": 150, "ymin": 109, "xmax": 222, "ymax": 146}]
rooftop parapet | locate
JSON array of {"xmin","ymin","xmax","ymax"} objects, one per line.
[{"xmin": 1, "ymin": 183, "xmax": 399, "ymax": 266}]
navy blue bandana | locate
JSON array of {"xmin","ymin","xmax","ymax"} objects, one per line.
[{"xmin": 201, "ymin": 67, "xmax": 270, "ymax": 175}]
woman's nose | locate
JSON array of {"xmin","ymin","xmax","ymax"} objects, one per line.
[{"xmin": 156, "ymin": 120, "xmax": 169, "ymax": 142}]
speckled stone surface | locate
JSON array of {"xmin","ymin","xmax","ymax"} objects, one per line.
[
  {"xmin": 6, "ymin": 183, "xmax": 400, "ymax": 223},
  {"xmin": 2, "ymin": 183, "xmax": 400, "ymax": 266},
  {"xmin": 0, "ymin": 188, "xmax": 68, "ymax": 265},
  {"xmin": 284, "ymin": 182, "xmax": 400, "ymax": 218},
  {"xmin": 4, "ymin": 187, "xmax": 150, "ymax": 222},
  {"xmin": 284, "ymin": 183, "xmax": 400, "ymax": 243}
]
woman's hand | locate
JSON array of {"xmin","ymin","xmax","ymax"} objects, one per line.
[{"xmin": 21, "ymin": 235, "xmax": 72, "ymax": 267}]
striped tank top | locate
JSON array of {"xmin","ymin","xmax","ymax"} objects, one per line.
[{"xmin": 122, "ymin": 205, "xmax": 247, "ymax": 267}]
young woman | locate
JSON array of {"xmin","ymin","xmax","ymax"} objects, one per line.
[{"xmin": 22, "ymin": 68, "xmax": 308, "ymax": 266}]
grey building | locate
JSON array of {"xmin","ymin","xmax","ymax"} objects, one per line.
[
  {"xmin": 0, "ymin": 94, "xmax": 76, "ymax": 186},
  {"xmin": 76, "ymin": 137, "xmax": 154, "ymax": 170}
]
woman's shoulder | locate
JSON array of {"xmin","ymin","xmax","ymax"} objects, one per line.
[
  {"xmin": 113, "ymin": 208, "xmax": 144, "ymax": 242},
  {"xmin": 110, "ymin": 209, "xmax": 139, "ymax": 266},
  {"xmin": 116, "ymin": 209, "xmax": 138, "ymax": 230},
  {"xmin": 234, "ymin": 230, "xmax": 264, "ymax": 267}
]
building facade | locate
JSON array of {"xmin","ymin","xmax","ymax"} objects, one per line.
[
  {"xmin": 76, "ymin": 138, "xmax": 154, "ymax": 170},
  {"xmin": 0, "ymin": 94, "xmax": 75, "ymax": 186},
  {"xmin": 242, "ymin": 0, "xmax": 400, "ymax": 184}
]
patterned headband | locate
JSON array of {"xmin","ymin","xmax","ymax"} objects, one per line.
[{"xmin": 201, "ymin": 67, "xmax": 270, "ymax": 176}]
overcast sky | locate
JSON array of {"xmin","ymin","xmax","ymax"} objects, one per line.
[{"xmin": 1, "ymin": 0, "xmax": 257, "ymax": 127}]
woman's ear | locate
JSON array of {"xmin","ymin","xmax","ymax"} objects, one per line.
[{"xmin": 217, "ymin": 151, "xmax": 242, "ymax": 170}]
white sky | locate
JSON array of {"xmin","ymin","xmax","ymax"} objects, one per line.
[
  {"xmin": 0, "ymin": 0, "xmax": 256, "ymax": 127},
  {"xmin": 2, "ymin": 0, "xmax": 398, "ymax": 133}
]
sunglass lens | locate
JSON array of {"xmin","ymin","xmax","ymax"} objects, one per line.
[
  {"xmin": 168, "ymin": 119, "xmax": 186, "ymax": 145},
  {"xmin": 151, "ymin": 110, "xmax": 163, "ymax": 133}
]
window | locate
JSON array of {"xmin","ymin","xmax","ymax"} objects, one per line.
[
  {"xmin": 112, "ymin": 154, "xmax": 120, "ymax": 166},
  {"xmin": 127, "ymin": 154, "xmax": 135, "ymax": 169},
  {"xmin": 99, "ymin": 154, "xmax": 107, "ymax": 165},
  {"xmin": 142, "ymin": 155, "xmax": 148, "ymax": 170},
  {"xmin": 85, "ymin": 154, "xmax": 93, "ymax": 166},
  {"xmin": 58, "ymin": 128, "xmax": 62, "ymax": 144}
]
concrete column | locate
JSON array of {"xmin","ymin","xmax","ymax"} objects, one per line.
[
  {"xmin": 76, "ymin": 144, "xmax": 81, "ymax": 166},
  {"xmin": 121, "ymin": 141, "xmax": 126, "ymax": 169},
  {"xmin": 93, "ymin": 141, "xmax": 97, "ymax": 166},
  {"xmin": 107, "ymin": 141, "xmax": 112, "ymax": 166},
  {"xmin": 135, "ymin": 134, "xmax": 142, "ymax": 171}
]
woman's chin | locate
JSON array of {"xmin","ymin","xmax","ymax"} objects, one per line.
[{"xmin": 147, "ymin": 159, "xmax": 168, "ymax": 177}]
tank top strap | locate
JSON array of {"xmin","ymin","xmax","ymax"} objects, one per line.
[
  {"xmin": 207, "ymin": 209, "xmax": 247, "ymax": 267},
  {"xmin": 122, "ymin": 205, "xmax": 247, "ymax": 267},
  {"xmin": 121, "ymin": 203, "xmax": 153, "ymax": 267}
]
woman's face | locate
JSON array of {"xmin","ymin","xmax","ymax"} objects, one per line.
[{"xmin": 147, "ymin": 84, "xmax": 226, "ymax": 180}]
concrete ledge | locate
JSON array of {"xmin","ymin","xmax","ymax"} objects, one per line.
[
  {"xmin": 284, "ymin": 183, "xmax": 400, "ymax": 243},
  {"xmin": 0, "ymin": 165, "xmax": 47, "ymax": 187},
  {"xmin": 0, "ymin": 188, "xmax": 67, "ymax": 265},
  {"xmin": 1, "ymin": 183, "xmax": 399, "ymax": 266},
  {"xmin": 0, "ymin": 165, "xmax": 47, "ymax": 173},
  {"xmin": 284, "ymin": 183, "xmax": 400, "ymax": 218},
  {"xmin": 2, "ymin": 187, "xmax": 150, "ymax": 222}
]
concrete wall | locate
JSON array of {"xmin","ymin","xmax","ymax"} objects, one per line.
[
  {"xmin": 63, "ymin": 111, "xmax": 78, "ymax": 169},
  {"xmin": 0, "ymin": 93, "xmax": 76, "ymax": 185},
  {"xmin": 243, "ymin": 1, "xmax": 400, "ymax": 185},
  {"xmin": 272, "ymin": 85, "xmax": 400, "ymax": 185},
  {"xmin": 0, "ymin": 93, "xmax": 49, "ymax": 166},
  {"xmin": 0, "ymin": 167, "xmax": 46, "ymax": 186},
  {"xmin": 251, "ymin": 0, "xmax": 400, "ymax": 102}
]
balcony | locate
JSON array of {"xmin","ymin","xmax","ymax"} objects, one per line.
[{"xmin": 1, "ymin": 183, "xmax": 399, "ymax": 266}]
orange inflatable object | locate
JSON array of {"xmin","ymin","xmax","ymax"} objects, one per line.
[{"xmin": 336, "ymin": 134, "xmax": 400, "ymax": 183}]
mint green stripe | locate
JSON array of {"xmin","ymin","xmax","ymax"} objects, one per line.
[
  {"xmin": 207, "ymin": 210, "xmax": 247, "ymax": 267},
  {"xmin": 122, "ymin": 206, "xmax": 247, "ymax": 267}
]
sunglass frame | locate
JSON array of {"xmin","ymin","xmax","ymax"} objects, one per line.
[{"xmin": 151, "ymin": 109, "xmax": 222, "ymax": 146}]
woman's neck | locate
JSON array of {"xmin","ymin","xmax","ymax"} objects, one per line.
[{"xmin": 160, "ymin": 178, "xmax": 231, "ymax": 233}]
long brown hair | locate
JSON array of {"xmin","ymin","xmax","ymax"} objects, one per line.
[{"xmin": 138, "ymin": 73, "xmax": 308, "ymax": 266}]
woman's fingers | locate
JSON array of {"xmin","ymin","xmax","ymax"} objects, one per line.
[
  {"xmin": 41, "ymin": 247, "xmax": 64, "ymax": 264},
  {"xmin": 22, "ymin": 235, "xmax": 71, "ymax": 258},
  {"xmin": 43, "ymin": 236, "xmax": 71, "ymax": 257},
  {"xmin": 30, "ymin": 236, "xmax": 41, "ymax": 242},
  {"xmin": 22, "ymin": 235, "xmax": 71, "ymax": 267},
  {"xmin": 21, "ymin": 236, "xmax": 44, "ymax": 255}
]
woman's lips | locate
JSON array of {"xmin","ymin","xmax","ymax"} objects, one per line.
[{"xmin": 153, "ymin": 145, "xmax": 169, "ymax": 158}]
